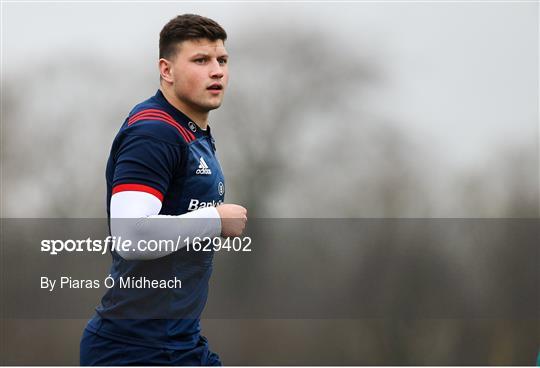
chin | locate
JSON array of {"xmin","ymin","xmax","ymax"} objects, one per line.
[{"xmin": 204, "ymin": 102, "xmax": 223, "ymax": 111}]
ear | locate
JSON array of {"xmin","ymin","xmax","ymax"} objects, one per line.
[{"xmin": 158, "ymin": 58, "xmax": 174, "ymax": 83}]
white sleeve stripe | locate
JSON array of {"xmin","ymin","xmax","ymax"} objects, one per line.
[
  {"xmin": 110, "ymin": 191, "xmax": 222, "ymax": 261},
  {"xmin": 111, "ymin": 191, "xmax": 162, "ymax": 218}
]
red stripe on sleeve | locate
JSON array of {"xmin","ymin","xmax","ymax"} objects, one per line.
[
  {"xmin": 129, "ymin": 115, "xmax": 191, "ymax": 142},
  {"xmin": 128, "ymin": 109, "xmax": 196, "ymax": 142},
  {"xmin": 131, "ymin": 111, "xmax": 196, "ymax": 142},
  {"xmin": 176, "ymin": 123, "xmax": 195, "ymax": 142},
  {"xmin": 112, "ymin": 184, "xmax": 164, "ymax": 202},
  {"xmin": 128, "ymin": 109, "xmax": 175, "ymax": 124},
  {"xmin": 130, "ymin": 108, "xmax": 173, "ymax": 121}
]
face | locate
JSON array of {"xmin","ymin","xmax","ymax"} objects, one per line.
[{"xmin": 162, "ymin": 38, "xmax": 229, "ymax": 113}]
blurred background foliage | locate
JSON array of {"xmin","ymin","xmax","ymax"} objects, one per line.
[{"xmin": 1, "ymin": 4, "xmax": 538, "ymax": 365}]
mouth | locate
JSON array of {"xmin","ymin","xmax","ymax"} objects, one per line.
[{"xmin": 207, "ymin": 83, "xmax": 223, "ymax": 94}]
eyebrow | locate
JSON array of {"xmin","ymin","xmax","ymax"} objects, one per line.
[{"xmin": 191, "ymin": 52, "xmax": 229, "ymax": 58}]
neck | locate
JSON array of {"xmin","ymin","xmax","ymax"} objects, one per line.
[{"xmin": 160, "ymin": 86, "xmax": 209, "ymax": 129}]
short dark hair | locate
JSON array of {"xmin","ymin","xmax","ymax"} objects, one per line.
[{"xmin": 159, "ymin": 14, "xmax": 227, "ymax": 60}]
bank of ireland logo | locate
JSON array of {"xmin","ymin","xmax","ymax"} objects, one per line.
[
  {"xmin": 188, "ymin": 121, "xmax": 197, "ymax": 132},
  {"xmin": 218, "ymin": 181, "xmax": 224, "ymax": 196}
]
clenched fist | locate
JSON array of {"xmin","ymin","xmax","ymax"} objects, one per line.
[{"xmin": 216, "ymin": 204, "xmax": 247, "ymax": 237}]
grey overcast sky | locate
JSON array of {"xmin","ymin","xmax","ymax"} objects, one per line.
[{"xmin": 3, "ymin": 1, "xmax": 538, "ymax": 170}]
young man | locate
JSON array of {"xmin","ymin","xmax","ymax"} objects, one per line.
[{"xmin": 80, "ymin": 14, "xmax": 247, "ymax": 365}]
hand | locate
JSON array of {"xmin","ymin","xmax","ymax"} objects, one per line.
[{"xmin": 216, "ymin": 204, "xmax": 247, "ymax": 237}]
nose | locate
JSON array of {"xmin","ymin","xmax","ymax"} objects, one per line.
[{"xmin": 209, "ymin": 60, "xmax": 224, "ymax": 79}]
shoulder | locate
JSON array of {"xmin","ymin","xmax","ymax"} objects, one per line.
[{"xmin": 121, "ymin": 103, "xmax": 195, "ymax": 146}]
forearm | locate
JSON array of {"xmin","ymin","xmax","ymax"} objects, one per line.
[{"xmin": 110, "ymin": 191, "xmax": 221, "ymax": 260}]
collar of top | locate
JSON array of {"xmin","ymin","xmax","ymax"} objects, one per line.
[{"xmin": 154, "ymin": 89, "xmax": 212, "ymax": 140}]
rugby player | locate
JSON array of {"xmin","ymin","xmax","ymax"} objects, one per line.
[{"xmin": 80, "ymin": 14, "xmax": 247, "ymax": 365}]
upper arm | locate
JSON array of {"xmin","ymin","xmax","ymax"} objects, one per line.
[
  {"xmin": 110, "ymin": 191, "xmax": 162, "ymax": 218},
  {"xmin": 111, "ymin": 133, "xmax": 182, "ymax": 204}
]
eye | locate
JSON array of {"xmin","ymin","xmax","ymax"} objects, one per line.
[
  {"xmin": 218, "ymin": 58, "xmax": 228, "ymax": 66},
  {"xmin": 194, "ymin": 58, "xmax": 207, "ymax": 64}
]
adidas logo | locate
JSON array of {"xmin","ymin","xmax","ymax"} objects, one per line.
[{"xmin": 195, "ymin": 157, "xmax": 212, "ymax": 175}]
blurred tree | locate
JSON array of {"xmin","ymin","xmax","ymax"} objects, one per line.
[{"xmin": 1, "ymin": 26, "xmax": 537, "ymax": 366}]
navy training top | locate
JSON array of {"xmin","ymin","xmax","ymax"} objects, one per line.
[{"xmin": 85, "ymin": 90, "xmax": 225, "ymax": 349}]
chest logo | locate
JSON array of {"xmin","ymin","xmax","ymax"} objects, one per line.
[
  {"xmin": 188, "ymin": 121, "xmax": 197, "ymax": 132},
  {"xmin": 196, "ymin": 157, "xmax": 212, "ymax": 175}
]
